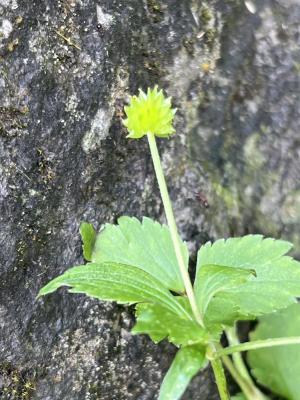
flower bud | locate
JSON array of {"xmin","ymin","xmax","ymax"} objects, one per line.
[{"xmin": 123, "ymin": 86, "xmax": 176, "ymax": 139}]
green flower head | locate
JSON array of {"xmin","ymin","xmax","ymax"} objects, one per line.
[{"xmin": 123, "ymin": 86, "xmax": 176, "ymax": 139}]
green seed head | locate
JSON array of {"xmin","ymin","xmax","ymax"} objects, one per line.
[{"xmin": 123, "ymin": 86, "xmax": 176, "ymax": 139}]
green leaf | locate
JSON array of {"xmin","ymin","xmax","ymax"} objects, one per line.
[
  {"xmin": 197, "ymin": 235, "xmax": 292, "ymax": 268},
  {"xmin": 194, "ymin": 264, "xmax": 255, "ymax": 317},
  {"xmin": 231, "ymin": 395, "xmax": 270, "ymax": 400},
  {"xmin": 80, "ymin": 222, "xmax": 96, "ymax": 261},
  {"xmin": 231, "ymin": 394, "xmax": 247, "ymax": 400},
  {"xmin": 248, "ymin": 303, "xmax": 300, "ymax": 400},
  {"xmin": 158, "ymin": 345, "xmax": 207, "ymax": 400},
  {"xmin": 38, "ymin": 262, "xmax": 187, "ymax": 318},
  {"xmin": 132, "ymin": 301, "xmax": 211, "ymax": 347},
  {"xmin": 197, "ymin": 235, "xmax": 300, "ymax": 324},
  {"xmin": 92, "ymin": 216, "xmax": 189, "ymax": 293},
  {"xmin": 204, "ymin": 295, "xmax": 247, "ymax": 328}
]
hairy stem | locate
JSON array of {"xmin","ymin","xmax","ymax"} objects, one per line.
[
  {"xmin": 215, "ymin": 336, "xmax": 300, "ymax": 358},
  {"xmin": 147, "ymin": 133, "xmax": 204, "ymax": 326}
]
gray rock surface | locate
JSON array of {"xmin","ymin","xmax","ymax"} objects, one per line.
[{"xmin": 0, "ymin": 0, "xmax": 299, "ymax": 399}]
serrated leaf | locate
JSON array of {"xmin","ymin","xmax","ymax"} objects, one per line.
[
  {"xmin": 92, "ymin": 216, "xmax": 188, "ymax": 293},
  {"xmin": 198, "ymin": 235, "xmax": 292, "ymax": 268},
  {"xmin": 248, "ymin": 303, "xmax": 300, "ymax": 400},
  {"xmin": 158, "ymin": 345, "xmax": 207, "ymax": 400},
  {"xmin": 38, "ymin": 262, "xmax": 187, "ymax": 318},
  {"xmin": 80, "ymin": 222, "xmax": 96, "ymax": 261},
  {"xmin": 132, "ymin": 302, "xmax": 211, "ymax": 347},
  {"xmin": 194, "ymin": 264, "xmax": 255, "ymax": 317},
  {"xmin": 197, "ymin": 235, "xmax": 300, "ymax": 324}
]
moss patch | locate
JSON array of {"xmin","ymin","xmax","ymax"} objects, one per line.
[
  {"xmin": 0, "ymin": 106, "xmax": 28, "ymax": 138},
  {"xmin": 146, "ymin": 0, "xmax": 164, "ymax": 23},
  {"xmin": 0, "ymin": 363, "xmax": 36, "ymax": 400}
]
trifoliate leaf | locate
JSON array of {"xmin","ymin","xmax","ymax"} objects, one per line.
[
  {"xmin": 80, "ymin": 222, "xmax": 96, "ymax": 261},
  {"xmin": 194, "ymin": 264, "xmax": 256, "ymax": 317},
  {"xmin": 248, "ymin": 303, "xmax": 300, "ymax": 400},
  {"xmin": 132, "ymin": 302, "xmax": 210, "ymax": 347},
  {"xmin": 196, "ymin": 235, "xmax": 300, "ymax": 324},
  {"xmin": 123, "ymin": 86, "xmax": 176, "ymax": 138},
  {"xmin": 92, "ymin": 216, "xmax": 188, "ymax": 293},
  {"xmin": 158, "ymin": 345, "xmax": 207, "ymax": 400},
  {"xmin": 38, "ymin": 262, "xmax": 187, "ymax": 318}
]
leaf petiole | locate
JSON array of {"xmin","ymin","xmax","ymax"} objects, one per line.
[
  {"xmin": 221, "ymin": 355, "xmax": 266, "ymax": 400},
  {"xmin": 226, "ymin": 327, "xmax": 266, "ymax": 400},
  {"xmin": 226, "ymin": 326, "xmax": 254, "ymax": 383},
  {"xmin": 214, "ymin": 336, "xmax": 300, "ymax": 358}
]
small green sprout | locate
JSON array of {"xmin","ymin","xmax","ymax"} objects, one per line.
[{"xmin": 123, "ymin": 86, "xmax": 176, "ymax": 138}]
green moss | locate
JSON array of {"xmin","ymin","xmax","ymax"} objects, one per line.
[
  {"xmin": 197, "ymin": 4, "xmax": 218, "ymax": 50},
  {"xmin": 0, "ymin": 106, "xmax": 28, "ymax": 138},
  {"xmin": 200, "ymin": 6, "xmax": 213, "ymax": 24},
  {"xmin": 36, "ymin": 148, "xmax": 55, "ymax": 184},
  {"xmin": 212, "ymin": 182, "xmax": 239, "ymax": 211},
  {"xmin": 7, "ymin": 39, "xmax": 19, "ymax": 53},
  {"xmin": 243, "ymin": 133, "xmax": 265, "ymax": 170},
  {"xmin": 293, "ymin": 62, "xmax": 300, "ymax": 75},
  {"xmin": 146, "ymin": 0, "xmax": 164, "ymax": 23},
  {"xmin": 143, "ymin": 59, "xmax": 164, "ymax": 77},
  {"xmin": 205, "ymin": 28, "xmax": 217, "ymax": 44},
  {"xmin": 182, "ymin": 36, "xmax": 196, "ymax": 55},
  {"xmin": 0, "ymin": 363, "xmax": 36, "ymax": 399}
]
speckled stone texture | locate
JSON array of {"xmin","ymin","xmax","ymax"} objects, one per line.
[{"xmin": 0, "ymin": 0, "xmax": 299, "ymax": 399}]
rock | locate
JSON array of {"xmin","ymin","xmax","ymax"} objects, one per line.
[{"xmin": 0, "ymin": 0, "xmax": 299, "ymax": 399}]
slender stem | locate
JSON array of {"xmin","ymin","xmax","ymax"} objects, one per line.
[
  {"xmin": 225, "ymin": 328, "xmax": 266, "ymax": 400},
  {"xmin": 147, "ymin": 133, "xmax": 204, "ymax": 327},
  {"xmin": 226, "ymin": 327, "xmax": 251, "ymax": 382},
  {"xmin": 221, "ymin": 355, "xmax": 257, "ymax": 399},
  {"xmin": 211, "ymin": 360, "xmax": 230, "ymax": 400},
  {"xmin": 207, "ymin": 344, "xmax": 230, "ymax": 400},
  {"xmin": 215, "ymin": 336, "xmax": 300, "ymax": 358}
]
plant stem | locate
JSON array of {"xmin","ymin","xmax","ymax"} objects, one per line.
[
  {"xmin": 221, "ymin": 355, "xmax": 261, "ymax": 400},
  {"xmin": 208, "ymin": 345, "xmax": 230, "ymax": 400},
  {"xmin": 215, "ymin": 336, "xmax": 300, "ymax": 358},
  {"xmin": 147, "ymin": 133, "xmax": 233, "ymax": 399},
  {"xmin": 147, "ymin": 133, "xmax": 204, "ymax": 326},
  {"xmin": 226, "ymin": 327, "xmax": 251, "ymax": 382},
  {"xmin": 225, "ymin": 328, "xmax": 266, "ymax": 400}
]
